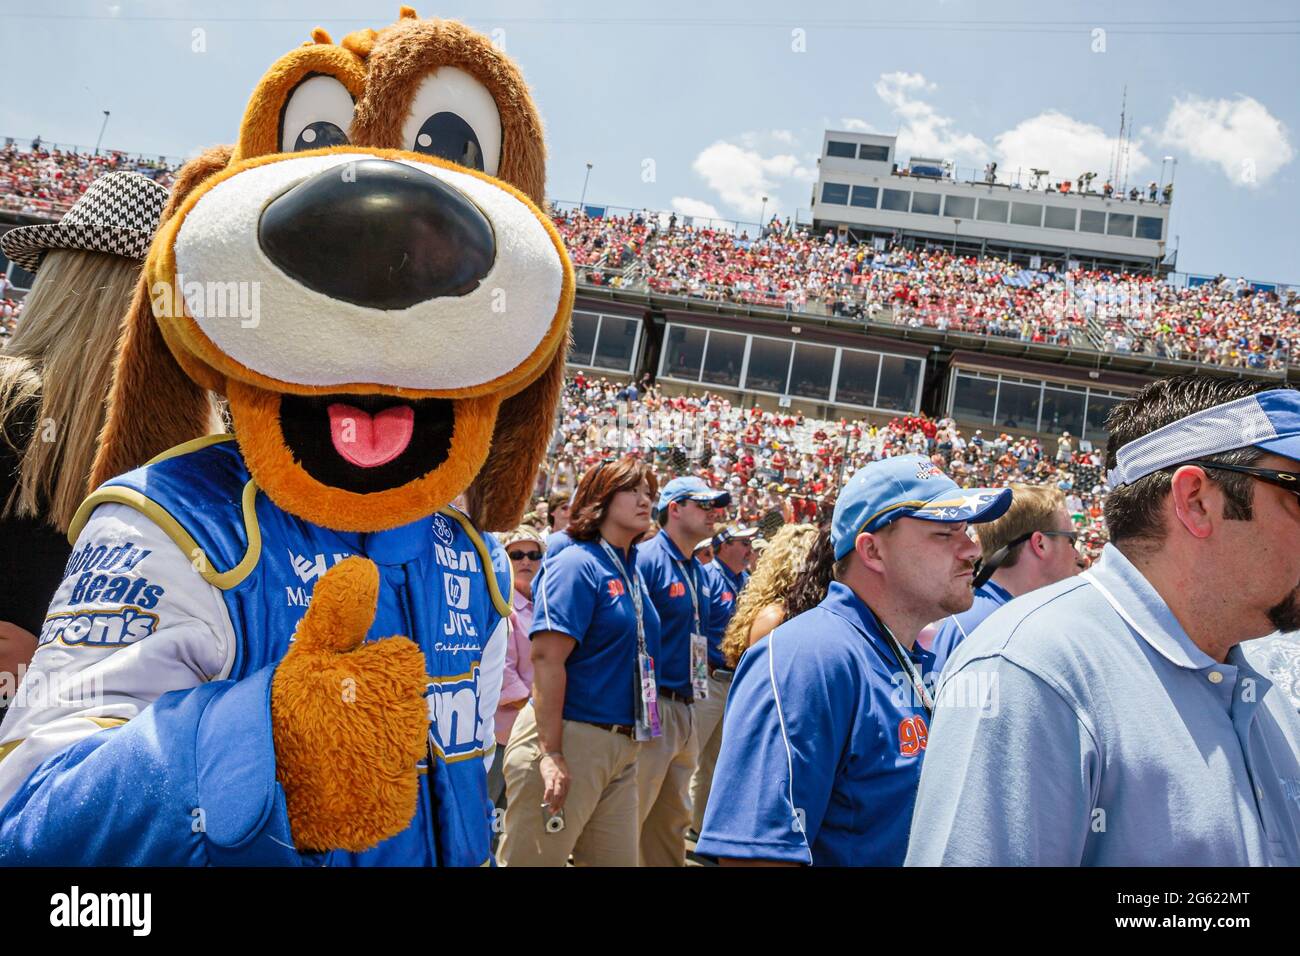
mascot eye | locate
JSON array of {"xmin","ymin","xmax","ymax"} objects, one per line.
[
  {"xmin": 280, "ymin": 74, "xmax": 355, "ymax": 153},
  {"xmin": 401, "ymin": 67, "xmax": 501, "ymax": 176}
]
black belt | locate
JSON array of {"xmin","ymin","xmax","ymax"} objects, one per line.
[
  {"xmin": 660, "ymin": 687, "xmax": 694, "ymax": 705},
  {"xmin": 582, "ymin": 721, "xmax": 634, "ymax": 738},
  {"xmin": 708, "ymin": 667, "xmax": 734, "ymax": 682}
]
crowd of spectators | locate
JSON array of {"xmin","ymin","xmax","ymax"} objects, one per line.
[
  {"xmin": 528, "ymin": 373, "xmax": 1110, "ymax": 563},
  {"xmin": 0, "ymin": 138, "xmax": 178, "ymax": 217},
  {"xmin": 0, "ymin": 136, "xmax": 1291, "ymax": 374},
  {"xmin": 549, "ymin": 207, "xmax": 1300, "ymax": 371}
]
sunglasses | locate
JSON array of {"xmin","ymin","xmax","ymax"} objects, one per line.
[
  {"xmin": 1182, "ymin": 459, "xmax": 1300, "ymax": 500},
  {"xmin": 508, "ymin": 549, "xmax": 543, "ymax": 562},
  {"xmin": 972, "ymin": 528, "xmax": 1080, "ymax": 588},
  {"xmin": 682, "ymin": 498, "xmax": 720, "ymax": 512}
]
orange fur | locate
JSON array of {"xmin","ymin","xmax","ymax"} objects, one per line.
[
  {"xmin": 96, "ymin": 12, "xmax": 574, "ymax": 851},
  {"xmin": 232, "ymin": 44, "xmax": 367, "ymax": 163},
  {"xmin": 271, "ymin": 557, "xmax": 429, "ymax": 853},
  {"xmin": 226, "ymin": 379, "xmax": 501, "ymax": 532},
  {"xmin": 353, "ymin": 17, "xmax": 547, "ymax": 206}
]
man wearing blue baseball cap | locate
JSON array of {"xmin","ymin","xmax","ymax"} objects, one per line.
[
  {"xmin": 635, "ymin": 475, "xmax": 732, "ymax": 865},
  {"xmin": 689, "ymin": 525, "xmax": 757, "ymax": 841},
  {"xmin": 907, "ymin": 376, "xmax": 1300, "ymax": 866},
  {"xmin": 695, "ymin": 455, "xmax": 1010, "ymax": 865}
]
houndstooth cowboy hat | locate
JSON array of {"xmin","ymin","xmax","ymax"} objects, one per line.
[{"xmin": 1, "ymin": 171, "xmax": 169, "ymax": 274}]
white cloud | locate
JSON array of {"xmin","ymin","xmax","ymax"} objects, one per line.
[
  {"xmin": 670, "ymin": 196, "xmax": 723, "ymax": 220},
  {"xmin": 689, "ymin": 140, "xmax": 817, "ymax": 218},
  {"xmin": 873, "ymin": 71, "xmax": 989, "ymax": 163},
  {"xmin": 838, "ymin": 117, "xmax": 878, "ymax": 133},
  {"xmin": 994, "ymin": 110, "xmax": 1151, "ymax": 184},
  {"xmin": 1154, "ymin": 94, "xmax": 1293, "ymax": 187}
]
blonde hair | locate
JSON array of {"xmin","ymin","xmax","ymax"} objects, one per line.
[
  {"xmin": 720, "ymin": 522, "xmax": 818, "ymax": 667},
  {"xmin": 975, "ymin": 483, "xmax": 1066, "ymax": 565},
  {"xmin": 0, "ymin": 249, "xmax": 140, "ymax": 532}
]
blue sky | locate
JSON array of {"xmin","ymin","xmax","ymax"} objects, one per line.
[{"xmin": 3, "ymin": 0, "xmax": 1296, "ymax": 280}]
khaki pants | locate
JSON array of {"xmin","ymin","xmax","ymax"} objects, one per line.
[
  {"xmin": 634, "ymin": 697, "xmax": 698, "ymax": 867},
  {"xmin": 496, "ymin": 703, "xmax": 641, "ymax": 867},
  {"xmin": 688, "ymin": 673, "xmax": 730, "ymax": 833}
]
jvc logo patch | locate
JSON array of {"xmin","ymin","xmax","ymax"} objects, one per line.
[{"xmin": 443, "ymin": 573, "xmax": 477, "ymax": 638}]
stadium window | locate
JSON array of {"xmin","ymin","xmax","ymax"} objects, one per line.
[
  {"xmin": 976, "ymin": 198, "xmax": 1009, "ymax": 223},
  {"xmin": 850, "ymin": 185, "xmax": 879, "ymax": 208},
  {"xmin": 789, "ymin": 343, "xmax": 835, "ymax": 402},
  {"xmin": 876, "ymin": 355, "xmax": 922, "ymax": 412},
  {"xmin": 952, "ymin": 372, "xmax": 998, "ymax": 426},
  {"xmin": 1010, "ymin": 202, "xmax": 1043, "ymax": 228},
  {"xmin": 943, "ymin": 195, "xmax": 976, "ymax": 219},
  {"xmin": 881, "ymin": 188, "xmax": 911, "ymax": 212},
  {"xmin": 834, "ymin": 349, "xmax": 882, "ymax": 407},
  {"xmin": 1044, "ymin": 206, "xmax": 1077, "ymax": 231},
  {"xmin": 592, "ymin": 315, "xmax": 639, "ymax": 372},
  {"xmin": 1106, "ymin": 213, "xmax": 1135, "ymax": 237},
  {"xmin": 911, "ymin": 192, "xmax": 941, "ymax": 216},
  {"xmin": 858, "ymin": 144, "xmax": 890, "ymax": 162},
  {"xmin": 826, "ymin": 140, "xmax": 858, "ymax": 159},
  {"xmin": 1040, "ymin": 386, "xmax": 1086, "ymax": 436},
  {"xmin": 821, "ymin": 182, "xmax": 850, "ymax": 205},
  {"xmin": 1136, "ymin": 216, "xmax": 1163, "ymax": 240},
  {"xmin": 1084, "ymin": 391, "xmax": 1122, "ymax": 442},
  {"xmin": 1079, "ymin": 209, "xmax": 1106, "ymax": 234},
  {"xmin": 662, "ymin": 324, "xmax": 706, "ymax": 381},
  {"xmin": 997, "ymin": 380, "xmax": 1042, "ymax": 429},
  {"xmin": 744, "ymin": 337, "xmax": 794, "ymax": 395},
  {"xmin": 700, "ymin": 330, "xmax": 746, "ymax": 388},
  {"xmin": 570, "ymin": 310, "xmax": 599, "ymax": 365}
]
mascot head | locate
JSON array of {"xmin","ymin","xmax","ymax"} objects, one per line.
[{"xmin": 92, "ymin": 7, "xmax": 572, "ymax": 532}]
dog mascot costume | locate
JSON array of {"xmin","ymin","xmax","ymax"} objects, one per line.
[{"xmin": 0, "ymin": 9, "xmax": 572, "ymax": 865}]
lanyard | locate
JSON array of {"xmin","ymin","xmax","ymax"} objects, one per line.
[
  {"xmin": 672, "ymin": 558, "xmax": 702, "ymax": 633},
  {"xmin": 598, "ymin": 539, "xmax": 648, "ymax": 656},
  {"xmin": 864, "ymin": 604, "xmax": 933, "ymax": 717}
]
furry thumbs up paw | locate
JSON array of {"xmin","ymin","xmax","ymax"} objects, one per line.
[{"xmin": 271, "ymin": 556, "xmax": 429, "ymax": 853}]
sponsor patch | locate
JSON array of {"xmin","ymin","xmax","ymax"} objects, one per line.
[
  {"xmin": 432, "ymin": 514, "xmax": 456, "ymax": 546},
  {"xmin": 69, "ymin": 573, "xmax": 165, "ymax": 610},
  {"xmin": 39, "ymin": 606, "xmax": 159, "ymax": 648}
]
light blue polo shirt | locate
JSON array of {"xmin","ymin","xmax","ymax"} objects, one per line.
[
  {"xmin": 928, "ymin": 579, "xmax": 1013, "ymax": 675},
  {"xmin": 905, "ymin": 543, "xmax": 1300, "ymax": 866}
]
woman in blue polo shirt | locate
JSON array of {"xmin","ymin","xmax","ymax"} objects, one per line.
[{"xmin": 496, "ymin": 456, "xmax": 662, "ymax": 867}]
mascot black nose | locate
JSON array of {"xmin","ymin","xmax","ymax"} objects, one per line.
[{"xmin": 258, "ymin": 158, "xmax": 496, "ymax": 309}]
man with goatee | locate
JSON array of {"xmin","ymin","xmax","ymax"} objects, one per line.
[{"xmin": 908, "ymin": 376, "xmax": 1300, "ymax": 866}]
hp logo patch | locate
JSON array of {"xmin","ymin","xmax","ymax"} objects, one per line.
[
  {"xmin": 444, "ymin": 573, "xmax": 471, "ymax": 610},
  {"xmin": 432, "ymin": 514, "xmax": 455, "ymax": 546}
]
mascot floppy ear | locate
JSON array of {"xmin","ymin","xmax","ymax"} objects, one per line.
[
  {"xmin": 464, "ymin": 338, "xmax": 569, "ymax": 532},
  {"xmin": 89, "ymin": 146, "xmax": 233, "ymax": 491}
]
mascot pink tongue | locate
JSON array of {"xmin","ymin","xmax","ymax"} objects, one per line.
[{"xmin": 328, "ymin": 402, "xmax": 415, "ymax": 467}]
